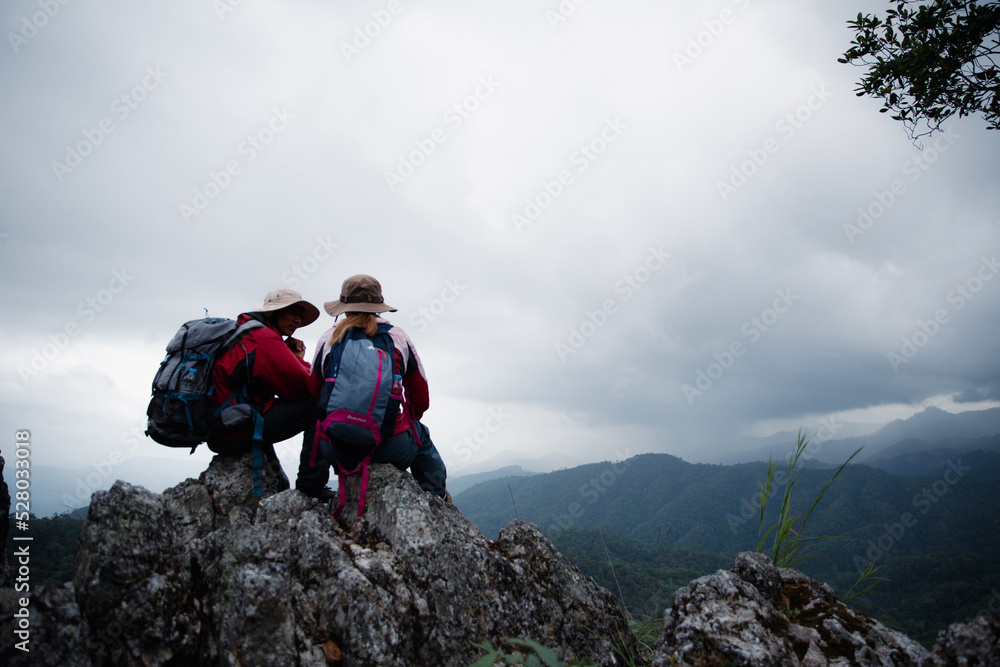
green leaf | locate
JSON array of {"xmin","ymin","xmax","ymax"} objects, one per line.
[{"xmin": 506, "ymin": 638, "xmax": 563, "ymax": 667}]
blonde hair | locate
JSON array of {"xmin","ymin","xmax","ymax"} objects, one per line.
[{"xmin": 329, "ymin": 312, "xmax": 378, "ymax": 346}]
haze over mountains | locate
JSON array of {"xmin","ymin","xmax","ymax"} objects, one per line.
[
  {"xmin": 705, "ymin": 405, "xmax": 1000, "ymax": 466},
  {"xmin": 13, "ymin": 405, "xmax": 1000, "ymax": 517}
]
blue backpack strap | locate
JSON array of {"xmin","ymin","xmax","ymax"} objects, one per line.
[
  {"xmin": 324, "ymin": 329, "xmax": 348, "ymax": 378},
  {"xmin": 212, "ymin": 384, "xmax": 267, "ymax": 498},
  {"xmin": 223, "ymin": 322, "xmax": 266, "ymax": 496},
  {"xmin": 372, "ymin": 322, "xmax": 395, "ymax": 357},
  {"xmin": 250, "ymin": 410, "xmax": 265, "ymax": 498}
]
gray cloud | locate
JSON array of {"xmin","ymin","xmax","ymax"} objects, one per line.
[{"xmin": 2, "ymin": 0, "xmax": 998, "ymax": 475}]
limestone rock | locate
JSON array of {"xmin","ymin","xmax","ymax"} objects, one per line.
[
  {"xmin": 5, "ymin": 452, "xmax": 999, "ymax": 666},
  {"xmin": 1, "ymin": 454, "xmax": 11, "ymax": 588},
  {"xmin": 931, "ymin": 615, "xmax": 1000, "ymax": 666},
  {"xmin": 1, "ymin": 454, "xmax": 634, "ymax": 666},
  {"xmin": 653, "ymin": 551, "xmax": 936, "ymax": 666},
  {"xmin": 0, "ymin": 583, "xmax": 87, "ymax": 665}
]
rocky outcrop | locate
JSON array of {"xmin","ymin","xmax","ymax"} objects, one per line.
[
  {"xmin": 932, "ymin": 615, "xmax": 1000, "ymax": 666},
  {"xmin": 3, "ymin": 453, "xmax": 999, "ymax": 666},
  {"xmin": 652, "ymin": 551, "xmax": 999, "ymax": 666},
  {"xmin": 1, "ymin": 454, "xmax": 633, "ymax": 666},
  {"xmin": 1, "ymin": 454, "xmax": 10, "ymax": 587}
]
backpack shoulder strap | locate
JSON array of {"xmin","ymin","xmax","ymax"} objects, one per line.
[
  {"xmin": 325, "ymin": 323, "xmax": 395, "ymax": 376},
  {"xmin": 372, "ymin": 322, "xmax": 395, "ymax": 358},
  {"xmin": 222, "ymin": 319, "xmax": 265, "ymax": 351}
]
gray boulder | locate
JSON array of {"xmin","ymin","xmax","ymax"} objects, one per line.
[
  {"xmin": 5, "ymin": 453, "xmax": 998, "ymax": 666},
  {"xmin": 3, "ymin": 453, "xmax": 634, "ymax": 666},
  {"xmin": 651, "ymin": 551, "xmax": 998, "ymax": 666},
  {"xmin": 931, "ymin": 615, "xmax": 1000, "ymax": 666},
  {"xmin": 1, "ymin": 454, "xmax": 11, "ymax": 588}
]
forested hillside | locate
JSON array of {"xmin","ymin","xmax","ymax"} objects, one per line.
[
  {"xmin": 11, "ymin": 450, "xmax": 999, "ymax": 648},
  {"xmin": 454, "ymin": 452, "xmax": 1000, "ymax": 645}
]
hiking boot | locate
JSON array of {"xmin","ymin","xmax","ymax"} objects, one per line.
[{"xmin": 298, "ymin": 485, "xmax": 336, "ymax": 501}]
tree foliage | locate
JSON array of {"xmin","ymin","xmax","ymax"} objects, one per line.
[{"xmin": 840, "ymin": 0, "xmax": 1000, "ymax": 139}]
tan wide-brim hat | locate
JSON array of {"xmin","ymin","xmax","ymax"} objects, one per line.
[
  {"xmin": 254, "ymin": 288, "xmax": 320, "ymax": 326},
  {"xmin": 324, "ymin": 274, "xmax": 397, "ymax": 317}
]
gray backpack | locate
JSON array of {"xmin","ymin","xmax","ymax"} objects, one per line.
[{"xmin": 145, "ymin": 317, "xmax": 263, "ymax": 449}]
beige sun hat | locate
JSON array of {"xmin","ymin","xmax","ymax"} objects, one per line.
[
  {"xmin": 324, "ymin": 274, "xmax": 397, "ymax": 317},
  {"xmin": 254, "ymin": 288, "xmax": 320, "ymax": 326}
]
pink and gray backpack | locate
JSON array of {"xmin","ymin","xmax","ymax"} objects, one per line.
[{"xmin": 310, "ymin": 322, "xmax": 403, "ymax": 516}]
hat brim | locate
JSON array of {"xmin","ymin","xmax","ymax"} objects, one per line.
[
  {"xmin": 256, "ymin": 300, "xmax": 321, "ymax": 327},
  {"xmin": 324, "ymin": 300, "xmax": 397, "ymax": 317}
]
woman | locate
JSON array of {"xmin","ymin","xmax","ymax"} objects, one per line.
[{"xmin": 296, "ymin": 274, "xmax": 450, "ymax": 503}]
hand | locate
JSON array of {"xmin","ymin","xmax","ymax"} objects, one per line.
[{"xmin": 285, "ymin": 336, "xmax": 306, "ymax": 359}]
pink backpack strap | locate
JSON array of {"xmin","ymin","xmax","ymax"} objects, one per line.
[{"xmin": 331, "ymin": 446, "xmax": 378, "ymax": 518}]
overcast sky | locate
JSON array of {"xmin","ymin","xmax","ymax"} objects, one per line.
[{"xmin": 2, "ymin": 0, "xmax": 998, "ymax": 490}]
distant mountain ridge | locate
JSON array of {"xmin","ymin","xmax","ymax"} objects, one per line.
[
  {"xmin": 707, "ymin": 406, "xmax": 1000, "ymax": 466},
  {"xmin": 18, "ymin": 405, "xmax": 1000, "ymax": 516},
  {"xmin": 447, "ymin": 465, "xmax": 537, "ymax": 496},
  {"xmin": 453, "ymin": 451, "xmax": 1000, "ymax": 551},
  {"xmin": 452, "ymin": 448, "xmax": 1000, "ymax": 645}
]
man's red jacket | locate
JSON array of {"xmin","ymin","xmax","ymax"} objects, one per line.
[{"xmin": 209, "ymin": 313, "xmax": 316, "ymax": 441}]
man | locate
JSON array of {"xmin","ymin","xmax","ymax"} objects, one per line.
[{"xmin": 208, "ymin": 288, "xmax": 322, "ymax": 489}]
